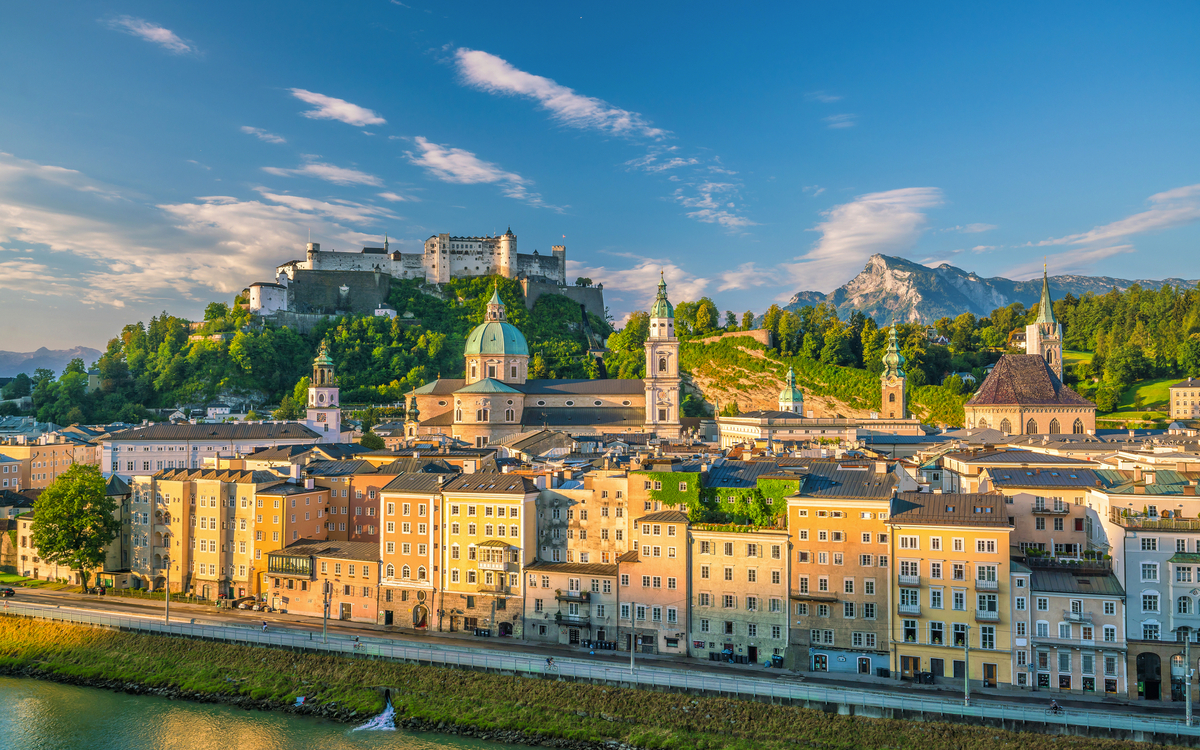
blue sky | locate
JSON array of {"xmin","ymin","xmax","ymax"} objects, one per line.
[{"xmin": 2, "ymin": 1, "xmax": 1200, "ymax": 351}]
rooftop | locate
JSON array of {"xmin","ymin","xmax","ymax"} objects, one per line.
[
  {"xmin": 153, "ymin": 468, "xmax": 282, "ymax": 484},
  {"xmin": 634, "ymin": 509, "xmax": 690, "ymax": 524},
  {"xmin": 523, "ymin": 560, "xmax": 618, "ymax": 576},
  {"xmin": 273, "ymin": 538, "xmax": 379, "ymax": 561},
  {"xmin": 791, "ymin": 460, "xmax": 897, "ymax": 500},
  {"xmin": 966, "ymin": 354, "xmax": 1094, "ymax": 408},
  {"xmin": 442, "ymin": 473, "xmax": 538, "ymax": 495},
  {"xmin": 107, "ymin": 423, "xmax": 320, "ymax": 442},
  {"xmin": 1029, "ymin": 569, "xmax": 1124, "ymax": 597},
  {"xmin": 379, "ymin": 473, "xmax": 445, "ymax": 494},
  {"xmin": 888, "ymin": 491, "xmax": 1011, "ymax": 527}
]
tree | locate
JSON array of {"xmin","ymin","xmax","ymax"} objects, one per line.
[
  {"xmin": 741, "ymin": 310, "xmax": 755, "ymax": 330},
  {"xmin": 575, "ymin": 277, "xmax": 593, "ymax": 287},
  {"xmin": 245, "ymin": 409, "xmax": 260, "ymax": 421},
  {"xmin": 273, "ymin": 395, "xmax": 303, "ymax": 420},
  {"xmin": 762, "ymin": 305, "xmax": 783, "ymax": 339},
  {"xmin": 292, "ymin": 376, "xmax": 311, "ymax": 406},
  {"xmin": 1, "ymin": 372, "xmax": 31, "ymax": 399},
  {"xmin": 724, "ymin": 311, "xmax": 737, "ymax": 330},
  {"xmin": 359, "ymin": 431, "xmax": 385, "ymax": 450},
  {"xmin": 695, "ymin": 304, "xmax": 714, "ymax": 334},
  {"xmin": 942, "ymin": 374, "xmax": 965, "ymax": 395},
  {"xmin": 29, "ymin": 465, "xmax": 119, "ymax": 589},
  {"xmin": 1181, "ymin": 337, "xmax": 1200, "ymax": 377},
  {"xmin": 360, "ymin": 405, "xmax": 381, "ymax": 433},
  {"xmin": 1095, "ymin": 385, "xmax": 1120, "ymax": 413},
  {"xmin": 204, "ymin": 302, "xmax": 230, "ymax": 321}
]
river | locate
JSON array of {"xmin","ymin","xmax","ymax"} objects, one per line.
[{"xmin": 0, "ymin": 677, "xmax": 509, "ymax": 750}]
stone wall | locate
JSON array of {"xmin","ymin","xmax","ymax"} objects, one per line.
[
  {"xmin": 288, "ymin": 269, "xmax": 391, "ymax": 316},
  {"xmin": 521, "ymin": 278, "xmax": 605, "ymax": 320}
]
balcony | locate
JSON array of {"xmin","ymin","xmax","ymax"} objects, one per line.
[
  {"xmin": 1064, "ymin": 609, "xmax": 1093, "ymax": 624},
  {"xmin": 975, "ymin": 609, "xmax": 1000, "ymax": 622},
  {"xmin": 555, "ymin": 612, "xmax": 591, "ymax": 626},
  {"xmin": 975, "ymin": 578, "xmax": 999, "ymax": 591},
  {"xmin": 478, "ymin": 559, "xmax": 510, "ymax": 571},
  {"xmin": 1031, "ymin": 505, "xmax": 1069, "ymax": 515},
  {"xmin": 554, "ymin": 589, "xmax": 591, "ymax": 603},
  {"xmin": 898, "ymin": 603, "xmax": 921, "ymax": 616},
  {"xmin": 898, "ymin": 574, "xmax": 921, "ymax": 586}
]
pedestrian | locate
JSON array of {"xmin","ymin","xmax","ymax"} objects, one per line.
[{"xmin": 262, "ymin": 621, "xmax": 268, "ymax": 632}]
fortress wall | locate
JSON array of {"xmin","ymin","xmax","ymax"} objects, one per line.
[
  {"xmin": 288, "ymin": 269, "xmax": 391, "ymax": 316},
  {"xmin": 521, "ymin": 278, "xmax": 605, "ymax": 321}
]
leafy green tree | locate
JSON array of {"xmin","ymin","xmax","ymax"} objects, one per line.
[
  {"xmin": 741, "ymin": 310, "xmax": 755, "ymax": 330},
  {"xmin": 1095, "ymin": 385, "xmax": 1120, "ymax": 413},
  {"xmin": 777, "ymin": 312, "xmax": 800, "ymax": 355},
  {"xmin": 762, "ymin": 305, "xmax": 782, "ymax": 339},
  {"xmin": 1180, "ymin": 337, "xmax": 1200, "ymax": 377},
  {"xmin": 574, "ymin": 277, "xmax": 593, "ymax": 287},
  {"xmin": 942, "ymin": 374, "xmax": 965, "ymax": 395},
  {"xmin": 724, "ymin": 311, "xmax": 737, "ymax": 329},
  {"xmin": 719, "ymin": 401, "xmax": 741, "ymax": 417},
  {"xmin": 273, "ymin": 395, "xmax": 303, "ymax": 420},
  {"xmin": 359, "ymin": 432, "xmax": 385, "ymax": 450},
  {"xmin": 204, "ymin": 302, "xmax": 230, "ymax": 321},
  {"xmin": 29, "ymin": 465, "xmax": 120, "ymax": 588},
  {"xmin": 292, "ymin": 376, "xmax": 310, "ymax": 406},
  {"xmin": 1, "ymin": 372, "xmax": 31, "ymax": 399},
  {"xmin": 695, "ymin": 303, "xmax": 714, "ymax": 334}
]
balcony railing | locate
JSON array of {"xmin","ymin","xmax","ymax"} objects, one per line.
[
  {"xmin": 555, "ymin": 613, "xmax": 591, "ymax": 626},
  {"xmin": 478, "ymin": 560, "xmax": 509, "ymax": 571},
  {"xmin": 1064, "ymin": 610, "xmax": 1093, "ymax": 624},
  {"xmin": 975, "ymin": 609, "xmax": 1000, "ymax": 622},
  {"xmin": 898, "ymin": 574, "xmax": 921, "ymax": 586},
  {"xmin": 1025, "ymin": 556, "xmax": 1112, "ymax": 574},
  {"xmin": 1032, "ymin": 506, "xmax": 1070, "ymax": 515},
  {"xmin": 898, "ymin": 603, "xmax": 921, "ymax": 616},
  {"xmin": 555, "ymin": 589, "xmax": 591, "ymax": 603},
  {"xmin": 975, "ymin": 578, "xmax": 999, "ymax": 591}
]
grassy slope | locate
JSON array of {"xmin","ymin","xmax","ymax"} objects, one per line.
[
  {"xmin": 1063, "ymin": 350, "xmax": 1094, "ymax": 366},
  {"xmin": 681, "ymin": 337, "xmax": 966, "ymax": 426},
  {"xmin": 0, "ymin": 573, "xmax": 77, "ymax": 591},
  {"xmin": 0, "ymin": 620, "xmax": 1175, "ymax": 750},
  {"xmin": 1099, "ymin": 377, "xmax": 1177, "ymax": 423}
]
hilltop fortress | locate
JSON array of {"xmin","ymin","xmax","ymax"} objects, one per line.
[{"xmin": 247, "ymin": 228, "xmax": 603, "ymax": 323}]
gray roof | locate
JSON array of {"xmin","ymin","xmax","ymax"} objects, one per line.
[
  {"xmin": 518, "ymin": 379, "xmax": 646, "ymax": 395},
  {"xmin": 443, "ymin": 474, "xmax": 538, "ymax": 494},
  {"xmin": 493, "ymin": 429, "xmax": 576, "ymax": 456},
  {"xmin": 945, "ymin": 449, "xmax": 1095, "ymax": 466},
  {"xmin": 986, "ymin": 467, "xmax": 1103, "ymax": 488},
  {"xmin": 1030, "ymin": 569, "xmax": 1125, "ymax": 597},
  {"xmin": 304, "ymin": 460, "xmax": 378, "ymax": 477},
  {"xmin": 154, "ymin": 468, "xmax": 282, "ymax": 484},
  {"xmin": 1170, "ymin": 378, "xmax": 1200, "ymax": 390},
  {"xmin": 966, "ymin": 354, "xmax": 1093, "ymax": 407},
  {"xmin": 704, "ymin": 460, "xmax": 782, "ymax": 489},
  {"xmin": 106, "ymin": 423, "xmax": 320, "ymax": 441},
  {"xmin": 634, "ymin": 509, "xmax": 690, "ymax": 524},
  {"xmin": 792, "ymin": 460, "xmax": 897, "ymax": 500},
  {"xmin": 888, "ymin": 491, "xmax": 1011, "ymax": 527},
  {"xmin": 380, "ymin": 473, "xmax": 445, "ymax": 494},
  {"xmin": 105, "ymin": 475, "xmax": 132, "ymax": 496},
  {"xmin": 376, "ymin": 456, "xmax": 457, "ymax": 475},
  {"xmin": 273, "ymin": 538, "xmax": 379, "ymax": 561}
]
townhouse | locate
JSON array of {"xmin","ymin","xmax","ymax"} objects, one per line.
[
  {"xmin": 940, "ymin": 449, "xmax": 1095, "ymax": 494},
  {"xmin": 379, "ymin": 473, "xmax": 444, "ymax": 628},
  {"xmin": 981, "ymin": 467, "xmax": 1103, "ymax": 556},
  {"xmin": 689, "ymin": 525, "xmax": 790, "ymax": 665},
  {"xmin": 439, "ymin": 473, "xmax": 539, "ymax": 636},
  {"xmin": 523, "ymin": 560, "xmax": 619, "ymax": 646},
  {"xmin": 1, "ymin": 435, "xmax": 96, "ymax": 490},
  {"xmin": 266, "ymin": 539, "xmax": 380, "ymax": 623},
  {"xmin": 14, "ymin": 475, "xmax": 131, "ymax": 585},
  {"xmin": 621, "ymin": 509, "xmax": 690, "ymax": 656},
  {"xmin": 888, "ymin": 492, "xmax": 1013, "ymax": 689},
  {"xmin": 789, "ymin": 460, "xmax": 897, "ymax": 674}
]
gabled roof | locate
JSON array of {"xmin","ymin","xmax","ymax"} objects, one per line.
[
  {"xmin": 705, "ymin": 460, "xmax": 784, "ymax": 488},
  {"xmin": 106, "ymin": 423, "xmax": 320, "ymax": 441},
  {"xmin": 1171, "ymin": 378, "xmax": 1200, "ymax": 390},
  {"xmin": 634, "ymin": 509, "xmax": 689, "ymax": 524},
  {"xmin": 966, "ymin": 355, "xmax": 1093, "ymax": 408},
  {"xmin": 304, "ymin": 459, "xmax": 378, "ymax": 477},
  {"xmin": 273, "ymin": 537, "xmax": 379, "ymax": 561},
  {"xmin": 888, "ymin": 491, "xmax": 1011, "ymax": 527},
  {"xmin": 376, "ymin": 456, "xmax": 457, "ymax": 475},
  {"xmin": 153, "ymin": 468, "xmax": 282, "ymax": 484},
  {"xmin": 442, "ymin": 474, "xmax": 538, "ymax": 494},
  {"xmin": 380, "ymin": 473, "xmax": 445, "ymax": 494},
  {"xmin": 791, "ymin": 460, "xmax": 897, "ymax": 500}
]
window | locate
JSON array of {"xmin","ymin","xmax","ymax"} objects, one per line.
[
  {"xmin": 930, "ymin": 588, "xmax": 943, "ymax": 609},
  {"xmin": 1144, "ymin": 623, "xmax": 1160, "ymax": 640},
  {"xmin": 1104, "ymin": 601, "xmax": 1116, "ymax": 616},
  {"xmin": 1142, "ymin": 538, "xmax": 1158, "ymax": 551},
  {"xmin": 1142, "ymin": 563, "xmax": 1159, "ymax": 581},
  {"xmin": 843, "ymin": 601, "xmax": 854, "ymax": 618},
  {"xmin": 976, "ymin": 539, "xmax": 996, "ymax": 553},
  {"xmin": 899, "ymin": 535, "xmax": 919, "ymax": 550},
  {"xmin": 1104, "ymin": 625, "xmax": 1117, "ymax": 642},
  {"xmin": 1143, "ymin": 594, "xmax": 1159, "ymax": 612}
]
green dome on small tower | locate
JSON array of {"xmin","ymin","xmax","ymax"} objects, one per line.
[
  {"xmin": 464, "ymin": 284, "xmax": 529, "ymax": 357},
  {"xmin": 650, "ymin": 272, "xmax": 674, "ymax": 319},
  {"xmin": 778, "ymin": 366, "xmax": 804, "ymax": 413},
  {"xmin": 882, "ymin": 323, "xmax": 905, "ymax": 379},
  {"xmin": 313, "ymin": 340, "xmax": 334, "ymax": 367}
]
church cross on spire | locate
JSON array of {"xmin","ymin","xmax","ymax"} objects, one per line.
[{"xmin": 1033, "ymin": 263, "xmax": 1056, "ymax": 325}]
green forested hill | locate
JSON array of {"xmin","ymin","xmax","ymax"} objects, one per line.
[{"xmin": 17, "ymin": 276, "xmax": 610, "ymax": 425}]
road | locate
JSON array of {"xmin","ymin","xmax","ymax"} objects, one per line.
[{"xmin": 4, "ymin": 586, "xmax": 1192, "ymax": 721}]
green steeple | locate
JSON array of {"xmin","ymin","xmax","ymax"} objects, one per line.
[
  {"xmin": 313, "ymin": 339, "xmax": 334, "ymax": 367},
  {"xmin": 1033, "ymin": 266, "xmax": 1056, "ymax": 325},
  {"xmin": 882, "ymin": 323, "xmax": 905, "ymax": 379},
  {"xmin": 779, "ymin": 366, "xmax": 804, "ymax": 406},
  {"xmin": 650, "ymin": 271, "xmax": 674, "ymax": 319}
]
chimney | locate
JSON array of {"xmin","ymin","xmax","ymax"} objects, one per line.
[
  {"xmin": 436, "ymin": 474, "xmax": 446, "ymax": 486},
  {"xmin": 305, "ymin": 477, "xmax": 314, "ymax": 490},
  {"xmin": 875, "ymin": 461, "xmax": 889, "ymax": 475},
  {"xmin": 1134, "ymin": 485, "xmax": 1145, "ymax": 495},
  {"xmin": 413, "ymin": 451, "xmax": 420, "ymax": 459},
  {"xmin": 1134, "ymin": 466, "xmax": 1144, "ymax": 482},
  {"xmin": 290, "ymin": 463, "xmax": 301, "ymax": 482},
  {"xmin": 1184, "ymin": 485, "xmax": 1196, "ymax": 497}
]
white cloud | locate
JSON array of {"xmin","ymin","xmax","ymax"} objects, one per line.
[
  {"xmin": 717, "ymin": 263, "xmax": 774, "ymax": 292},
  {"xmin": 289, "ymin": 89, "xmax": 386, "ymax": 127},
  {"xmin": 103, "ymin": 16, "xmax": 196, "ymax": 54},
  {"xmin": 784, "ymin": 187, "xmax": 944, "ymax": 293},
  {"xmin": 824, "ymin": 114, "xmax": 857, "ymax": 129},
  {"xmin": 673, "ymin": 182, "xmax": 757, "ymax": 229},
  {"xmin": 405, "ymin": 136, "xmax": 558, "ymax": 210},
  {"xmin": 262, "ymin": 160, "xmax": 383, "ymax": 187},
  {"xmin": 567, "ymin": 258, "xmax": 709, "ymax": 322},
  {"xmin": 1006, "ymin": 245, "xmax": 1137, "ymax": 279},
  {"xmin": 970, "ymin": 245, "xmax": 997, "ymax": 253},
  {"xmin": 0, "ymin": 152, "xmax": 391, "ymax": 311},
  {"xmin": 377, "ymin": 191, "xmax": 415, "ymax": 202},
  {"xmin": 1036, "ymin": 184, "xmax": 1200, "ymax": 246},
  {"xmin": 625, "ymin": 152, "xmax": 699, "ymax": 173},
  {"xmin": 806, "ymin": 91, "xmax": 843, "ymax": 103},
  {"xmin": 803, "ymin": 185, "xmax": 826, "ymax": 197},
  {"xmin": 240, "ymin": 126, "xmax": 286, "ymax": 144},
  {"xmin": 454, "ymin": 48, "xmax": 666, "ymax": 139}
]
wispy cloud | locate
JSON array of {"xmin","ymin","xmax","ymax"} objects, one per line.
[
  {"xmin": 289, "ymin": 89, "xmax": 386, "ymax": 127},
  {"xmin": 405, "ymin": 136, "xmax": 558, "ymax": 210},
  {"xmin": 625, "ymin": 153, "xmax": 699, "ymax": 173},
  {"xmin": 1006, "ymin": 245, "xmax": 1136, "ymax": 279},
  {"xmin": 240, "ymin": 126, "xmax": 286, "ymax": 144},
  {"xmin": 1036, "ymin": 184, "xmax": 1200, "ymax": 246},
  {"xmin": 783, "ymin": 187, "xmax": 944, "ymax": 293},
  {"xmin": 717, "ymin": 262, "xmax": 774, "ymax": 292},
  {"xmin": 673, "ymin": 182, "xmax": 757, "ymax": 229},
  {"xmin": 102, "ymin": 16, "xmax": 197, "ymax": 55},
  {"xmin": 803, "ymin": 185, "xmax": 826, "ymax": 197},
  {"xmin": 377, "ymin": 191, "xmax": 416, "ymax": 202},
  {"xmin": 262, "ymin": 159, "xmax": 383, "ymax": 187},
  {"xmin": 824, "ymin": 114, "xmax": 857, "ymax": 129},
  {"xmin": 806, "ymin": 91, "xmax": 843, "ymax": 103},
  {"xmin": 567, "ymin": 258, "xmax": 709, "ymax": 323},
  {"xmin": 454, "ymin": 48, "xmax": 666, "ymax": 139},
  {"xmin": 943, "ymin": 223, "xmax": 997, "ymax": 234},
  {"xmin": 970, "ymin": 244, "xmax": 997, "ymax": 253}
]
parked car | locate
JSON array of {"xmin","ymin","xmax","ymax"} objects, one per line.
[{"xmin": 0, "ymin": 587, "xmax": 15, "ymax": 597}]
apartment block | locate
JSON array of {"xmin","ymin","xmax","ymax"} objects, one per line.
[
  {"xmin": 379, "ymin": 473, "xmax": 443, "ymax": 628},
  {"xmin": 266, "ymin": 539, "xmax": 380, "ymax": 623},
  {"xmin": 619, "ymin": 509, "xmax": 690, "ymax": 656},
  {"xmin": 523, "ymin": 560, "xmax": 619, "ymax": 646}
]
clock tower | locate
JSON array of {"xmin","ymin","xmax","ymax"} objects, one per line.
[
  {"xmin": 307, "ymin": 341, "xmax": 341, "ymax": 443},
  {"xmin": 644, "ymin": 272, "xmax": 682, "ymax": 437}
]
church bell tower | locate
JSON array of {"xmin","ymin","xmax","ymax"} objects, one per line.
[
  {"xmin": 644, "ymin": 272, "xmax": 681, "ymax": 437},
  {"xmin": 880, "ymin": 323, "xmax": 907, "ymax": 419},
  {"xmin": 307, "ymin": 341, "xmax": 341, "ymax": 443},
  {"xmin": 1026, "ymin": 266, "xmax": 1064, "ymax": 379}
]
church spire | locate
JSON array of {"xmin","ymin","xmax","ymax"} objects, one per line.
[
  {"xmin": 1033, "ymin": 264, "xmax": 1056, "ymax": 325},
  {"xmin": 650, "ymin": 270, "xmax": 674, "ymax": 319},
  {"xmin": 882, "ymin": 323, "xmax": 905, "ymax": 379},
  {"xmin": 485, "ymin": 283, "xmax": 507, "ymax": 322}
]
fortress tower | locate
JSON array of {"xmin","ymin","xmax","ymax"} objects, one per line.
[{"xmin": 498, "ymin": 227, "xmax": 516, "ymax": 279}]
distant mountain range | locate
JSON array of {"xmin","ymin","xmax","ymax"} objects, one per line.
[
  {"xmin": 785, "ymin": 254, "xmax": 1200, "ymax": 322},
  {"xmin": 0, "ymin": 347, "xmax": 103, "ymax": 378}
]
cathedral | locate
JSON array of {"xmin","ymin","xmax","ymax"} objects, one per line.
[
  {"xmin": 963, "ymin": 269, "xmax": 1096, "ymax": 435},
  {"xmin": 403, "ymin": 276, "xmax": 682, "ymax": 446}
]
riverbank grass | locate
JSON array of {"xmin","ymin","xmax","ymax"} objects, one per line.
[{"xmin": 0, "ymin": 618, "xmax": 1183, "ymax": 750}]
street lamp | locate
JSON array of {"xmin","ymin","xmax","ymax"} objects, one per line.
[{"xmin": 163, "ymin": 555, "xmax": 171, "ymax": 625}]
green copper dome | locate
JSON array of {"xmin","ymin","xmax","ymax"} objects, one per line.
[
  {"xmin": 882, "ymin": 324, "xmax": 905, "ymax": 379},
  {"xmin": 465, "ymin": 286, "xmax": 529, "ymax": 357},
  {"xmin": 650, "ymin": 273, "xmax": 674, "ymax": 319},
  {"xmin": 313, "ymin": 341, "xmax": 334, "ymax": 367},
  {"xmin": 779, "ymin": 366, "xmax": 804, "ymax": 404}
]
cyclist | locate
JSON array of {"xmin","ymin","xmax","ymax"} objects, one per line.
[
  {"xmin": 1049, "ymin": 699, "xmax": 1062, "ymax": 715},
  {"xmin": 545, "ymin": 657, "xmax": 555, "ymax": 669},
  {"xmin": 261, "ymin": 621, "xmax": 268, "ymax": 632}
]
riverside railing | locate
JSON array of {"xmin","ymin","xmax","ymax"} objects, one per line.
[{"xmin": 4, "ymin": 600, "xmax": 1197, "ymax": 739}]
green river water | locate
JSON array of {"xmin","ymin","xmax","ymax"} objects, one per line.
[{"xmin": 0, "ymin": 677, "xmax": 509, "ymax": 750}]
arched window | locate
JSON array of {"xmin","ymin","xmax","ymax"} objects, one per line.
[
  {"xmin": 470, "ymin": 363, "xmax": 477, "ymax": 379},
  {"xmin": 1073, "ymin": 418, "xmax": 1085, "ymax": 435},
  {"xmin": 1000, "ymin": 418, "xmax": 1012, "ymax": 434},
  {"xmin": 1049, "ymin": 418, "xmax": 1061, "ymax": 434},
  {"xmin": 658, "ymin": 357, "xmax": 667, "ymax": 373},
  {"xmin": 1026, "ymin": 418, "xmax": 1037, "ymax": 435},
  {"xmin": 386, "ymin": 563, "xmax": 395, "ymax": 578},
  {"xmin": 417, "ymin": 566, "xmax": 427, "ymax": 581},
  {"xmin": 1179, "ymin": 597, "xmax": 1193, "ymax": 615},
  {"xmin": 401, "ymin": 565, "xmax": 411, "ymax": 579},
  {"xmin": 888, "ymin": 393, "xmax": 895, "ymax": 403},
  {"xmin": 978, "ymin": 418, "xmax": 988, "ymax": 429},
  {"xmin": 408, "ymin": 427, "xmax": 414, "ymax": 436},
  {"xmin": 505, "ymin": 409, "xmax": 514, "ymax": 422},
  {"xmin": 454, "ymin": 409, "xmax": 462, "ymax": 422}
]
